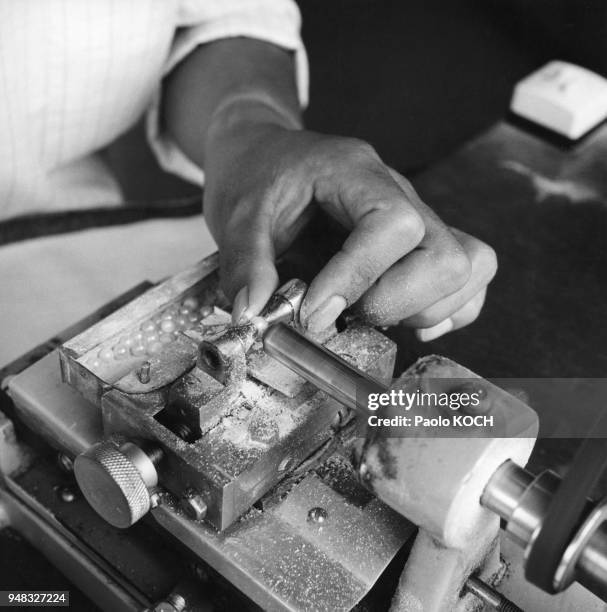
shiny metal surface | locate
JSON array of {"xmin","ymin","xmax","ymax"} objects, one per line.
[
  {"xmin": 555, "ymin": 497, "xmax": 607, "ymax": 591},
  {"xmin": 578, "ymin": 524, "xmax": 607, "ymax": 601},
  {"xmin": 465, "ymin": 576, "xmax": 522, "ymax": 611},
  {"xmin": 74, "ymin": 440, "xmax": 158, "ymax": 528},
  {"xmin": 482, "ymin": 460, "xmax": 607, "ymax": 600},
  {"xmin": 258, "ymin": 278, "xmax": 307, "ymax": 329},
  {"xmin": 263, "ymin": 323, "xmax": 385, "ymax": 413}
]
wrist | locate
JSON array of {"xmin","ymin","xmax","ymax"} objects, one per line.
[{"xmin": 205, "ymin": 92, "xmax": 301, "ymax": 153}]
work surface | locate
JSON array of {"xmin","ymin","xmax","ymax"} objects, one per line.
[{"xmin": 410, "ymin": 121, "xmax": 607, "ymax": 380}]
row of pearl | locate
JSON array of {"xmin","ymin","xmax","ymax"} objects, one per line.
[{"xmin": 95, "ymin": 296, "xmax": 214, "ymax": 364}]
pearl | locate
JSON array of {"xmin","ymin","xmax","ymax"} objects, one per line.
[
  {"xmin": 161, "ymin": 312, "xmax": 174, "ymax": 321},
  {"xmin": 140, "ymin": 321, "xmax": 156, "ymax": 333},
  {"xmin": 188, "ymin": 312, "xmax": 200, "ymax": 323},
  {"xmin": 98, "ymin": 347, "xmax": 114, "ymax": 361},
  {"xmin": 147, "ymin": 341, "xmax": 163, "ymax": 354},
  {"xmin": 160, "ymin": 319, "xmax": 176, "ymax": 333},
  {"xmin": 144, "ymin": 332, "xmax": 159, "ymax": 344},
  {"xmin": 183, "ymin": 296, "xmax": 199, "ymax": 310},
  {"xmin": 199, "ymin": 305, "xmax": 213, "ymax": 318},
  {"xmin": 91, "ymin": 360, "xmax": 101, "ymax": 369},
  {"xmin": 175, "ymin": 316, "xmax": 188, "ymax": 329},
  {"xmin": 179, "ymin": 306, "xmax": 191, "ymax": 316},
  {"xmin": 159, "ymin": 333, "xmax": 174, "ymax": 344},
  {"xmin": 113, "ymin": 344, "xmax": 129, "ymax": 359},
  {"xmin": 131, "ymin": 344, "xmax": 146, "ymax": 356}
]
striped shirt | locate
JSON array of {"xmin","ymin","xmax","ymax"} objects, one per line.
[{"xmin": 0, "ymin": 0, "xmax": 308, "ymax": 220}]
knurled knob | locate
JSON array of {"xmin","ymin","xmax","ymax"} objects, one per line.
[{"xmin": 74, "ymin": 440, "xmax": 160, "ymax": 529}]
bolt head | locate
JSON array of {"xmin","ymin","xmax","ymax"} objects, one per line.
[
  {"xmin": 153, "ymin": 603, "xmax": 178, "ymax": 612},
  {"xmin": 150, "ymin": 492, "xmax": 161, "ymax": 508},
  {"xmin": 307, "ymin": 506, "xmax": 328, "ymax": 524},
  {"xmin": 181, "ymin": 490, "xmax": 207, "ymax": 521},
  {"xmin": 57, "ymin": 453, "xmax": 74, "ymax": 473},
  {"xmin": 57, "ymin": 485, "xmax": 76, "ymax": 503}
]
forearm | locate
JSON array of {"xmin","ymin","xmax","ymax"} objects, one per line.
[{"xmin": 162, "ymin": 38, "xmax": 302, "ymax": 169}]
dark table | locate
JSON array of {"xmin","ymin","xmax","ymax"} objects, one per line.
[{"xmin": 411, "ymin": 122, "xmax": 607, "ymax": 480}]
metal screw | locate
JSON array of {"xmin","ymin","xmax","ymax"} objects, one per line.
[
  {"xmin": 332, "ymin": 407, "xmax": 349, "ymax": 428},
  {"xmin": 278, "ymin": 457, "xmax": 293, "ymax": 472},
  {"xmin": 57, "ymin": 485, "xmax": 76, "ymax": 503},
  {"xmin": 307, "ymin": 507, "xmax": 328, "ymax": 524},
  {"xmin": 181, "ymin": 489, "xmax": 207, "ymax": 521},
  {"xmin": 172, "ymin": 423, "xmax": 193, "ymax": 441},
  {"xmin": 57, "ymin": 453, "xmax": 74, "ymax": 473},
  {"xmin": 465, "ymin": 576, "xmax": 523, "ymax": 612},
  {"xmin": 153, "ymin": 593, "xmax": 186, "ymax": 612},
  {"xmin": 137, "ymin": 361, "xmax": 151, "ymax": 384}
]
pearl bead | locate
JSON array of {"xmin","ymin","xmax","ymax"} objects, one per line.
[
  {"xmin": 144, "ymin": 332, "xmax": 159, "ymax": 344},
  {"xmin": 161, "ymin": 312, "xmax": 174, "ymax": 321},
  {"xmin": 140, "ymin": 321, "xmax": 156, "ymax": 333},
  {"xmin": 147, "ymin": 341, "xmax": 163, "ymax": 354},
  {"xmin": 199, "ymin": 305, "xmax": 213, "ymax": 318},
  {"xmin": 175, "ymin": 316, "xmax": 188, "ymax": 329},
  {"xmin": 160, "ymin": 319, "xmax": 176, "ymax": 333},
  {"xmin": 98, "ymin": 347, "xmax": 114, "ymax": 361},
  {"xmin": 188, "ymin": 312, "xmax": 200, "ymax": 323},
  {"xmin": 131, "ymin": 344, "xmax": 146, "ymax": 356},
  {"xmin": 113, "ymin": 344, "xmax": 129, "ymax": 359},
  {"xmin": 183, "ymin": 296, "xmax": 199, "ymax": 310},
  {"xmin": 159, "ymin": 333, "xmax": 174, "ymax": 344}
]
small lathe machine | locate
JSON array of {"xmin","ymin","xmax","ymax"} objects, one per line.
[{"xmin": 1, "ymin": 252, "xmax": 607, "ymax": 611}]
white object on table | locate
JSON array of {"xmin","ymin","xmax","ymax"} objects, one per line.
[{"xmin": 510, "ymin": 61, "xmax": 607, "ymax": 140}]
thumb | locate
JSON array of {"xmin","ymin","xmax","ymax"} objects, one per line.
[{"xmin": 219, "ymin": 220, "xmax": 279, "ymax": 325}]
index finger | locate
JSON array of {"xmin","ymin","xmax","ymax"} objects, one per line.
[{"xmin": 301, "ymin": 169, "xmax": 425, "ymax": 332}]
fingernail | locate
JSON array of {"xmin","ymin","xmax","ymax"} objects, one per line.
[
  {"xmin": 232, "ymin": 286, "xmax": 252, "ymax": 325},
  {"xmin": 305, "ymin": 295, "xmax": 347, "ymax": 333},
  {"xmin": 415, "ymin": 318, "xmax": 454, "ymax": 342}
]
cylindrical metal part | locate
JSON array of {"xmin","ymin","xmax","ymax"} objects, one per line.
[
  {"xmin": 465, "ymin": 576, "xmax": 523, "ymax": 611},
  {"xmin": 578, "ymin": 525, "xmax": 607, "ymax": 600},
  {"xmin": 262, "ymin": 323, "xmax": 385, "ymax": 413},
  {"xmin": 482, "ymin": 460, "xmax": 607, "ymax": 600},
  {"xmin": 259, "ymin": 279, "xmax": 307, "ymax": 328}
]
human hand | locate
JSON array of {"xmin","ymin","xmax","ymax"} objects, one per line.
[{"xmin": 203, "ymin": 123, "xmax": 497, "ymax": 340}]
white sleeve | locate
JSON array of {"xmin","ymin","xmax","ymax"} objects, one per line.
[{"xmin": 146, "ymin": 0, "xmax": 309, "ymax": 186}]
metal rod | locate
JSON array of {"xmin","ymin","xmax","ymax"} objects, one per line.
[
  {"xmin": 482, "ymin": 460, "xmax": 607, "ymax": 600},
  {"xmin": 465, "ymin": 576, "xmax": 524, "ymax": 611},
  {"xmin": 262, "ymin": 323, "xmax": 385, "ymax": 413}
]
